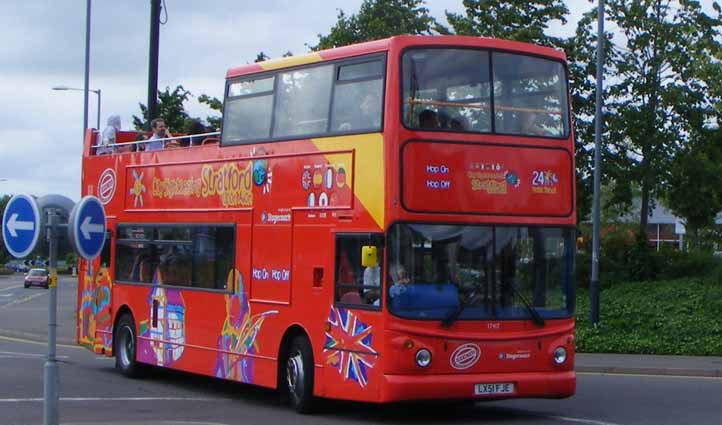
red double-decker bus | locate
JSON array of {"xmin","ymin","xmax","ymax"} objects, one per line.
[{"xmin": 77, "ymin": 35, "xmax": 576, "ymax": 412}]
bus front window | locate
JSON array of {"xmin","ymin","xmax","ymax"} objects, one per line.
[
  {"xmin": 386, "ymin": 224, "xmax": 574, "ymax": 321},
  {"xmin": 401, "ymin": 49, "xmax": 569, "ymax": 138}
]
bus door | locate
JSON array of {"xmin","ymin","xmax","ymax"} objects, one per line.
[
  {"xmin": 324, "ymin": 233, "xmax": 384, "ymax": 402},
  {"xmin": 250, "ymin": 211, "xmax": 292, "ymax": 304}
]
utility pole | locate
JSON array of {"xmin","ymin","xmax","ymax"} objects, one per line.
[
  {"xmin": 82, "ymin": 0, "xmax": 91, "ymax": 134},
  {"xmin": 590, "ymin": 0, "xmax": 605, "ymax": 325},
  {"xmin": 147, "ymin": 0, "xmax": 162, "ymax": 129}
]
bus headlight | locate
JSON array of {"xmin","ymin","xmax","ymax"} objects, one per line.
[
  {"xmin": 553, "ymin": 346, "xmax": 567, "ymax": 365},
  {"xmin": 415, "ymin": 349, "xmax": 432, "ymax": 368}
]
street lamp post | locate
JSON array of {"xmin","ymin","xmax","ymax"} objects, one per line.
[{"xmin": 52, "ymin": 86, "xmax": 102, "ymax": 129}]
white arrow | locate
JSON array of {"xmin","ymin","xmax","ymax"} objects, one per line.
[
  {"xmin": 80, "ymin": 216, "xmax": 104, "ymax": 240},
  {"xmin": 6, "ymin": 213, "xmax": 34, "ymax": 238}
]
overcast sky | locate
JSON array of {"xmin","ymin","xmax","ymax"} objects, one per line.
[{"xmin": 0, "ymin": 0, "xmax": 610, "ymax": 201}]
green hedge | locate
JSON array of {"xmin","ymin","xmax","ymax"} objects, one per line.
[
  {"xmin": 576, "ymin": 278, "xmax": 722, "ymax": 355},
  {"xmin": 576, "ymin": 226, "xmax": 722, "ymax": 287},
  {"xmin": 0, "ymin": 267, "xmax": 13, "ymax": 275}
]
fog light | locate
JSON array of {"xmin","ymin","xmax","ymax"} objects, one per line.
[
  {"xmin": 415, "ymin": 349, "xmax": 432, "ymax": 367},
  {"xmin": 553, "ymin": 346, "xmax": 567, "ymax": 365}
]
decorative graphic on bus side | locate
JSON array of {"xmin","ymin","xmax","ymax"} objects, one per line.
[
  {"xmin": 129, "ymin": 162, "xmax": 254, "ymax": 209},
  {"xmin": 324, "ymin": 306, "xmax": 377, "ymax": 388},
  {"xmin": 138, "ymin": 286, "xmax": 186, "ymax": 367},
  {"xmin": 214, "ymin": 271, "xmax": 278, "ymax": 382},
  {"xmin": 78, "ymin": 266, "xmax": 113, "ymax": 353},
  {"xmin": 129, "ymin": 170, "xmax": 146, "ymax": 207},
  {"xmin": 126, "ymin": 152, "xmax": 352, "ymax": 211}
]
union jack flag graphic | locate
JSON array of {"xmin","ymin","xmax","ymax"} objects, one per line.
[{"xmin": 324, "ymin": 306, "xmax": 377, "ymax": 388}]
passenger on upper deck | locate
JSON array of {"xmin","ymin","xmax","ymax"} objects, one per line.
[
  {"xmin": 418, "ymin": 109, "xmax": 440, "ymax": 129},
  {"xmin": 146, "ymin": 118, "xmax": 172, "ymax": 151},
  {"xmin": 187, "ymin": 119, "xmax": 206, "ymax": 146},
  {"xmin": 97, "ymin": 114, "xmax": 121, "ymax": 155},
  {"xmin": 520, "ymin": 111, "xmax": 548, "ymax": 136}
]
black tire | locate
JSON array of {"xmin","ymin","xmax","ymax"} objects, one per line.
[
  {"xmin": 114, "ymin": 313, "xmax": 143, "ymax": 378},
  {"xmin": 23, "ymin": 284, "xmax": 29, "ymax": 288},
  {"xmin": 284, "ymin": 336, "xmax": 315, "ymax": 413}
]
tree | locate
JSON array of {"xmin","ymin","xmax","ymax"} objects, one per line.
[
  {"xmin": 198, "ymin": 95, "xmax": 222, "ymax": 130},
  {"xmin": 601, "ymin": 0, "xmax": 722, "ymax": 233},
  {"xmin": 438, "ymin": 0, "xmax": 569, "ymax": 48},
  {"xmin": 311, "ymin": 0, "xmax": 436, "ymax": 51},
  {"xmin": 133, "ymin": 85, "xmax": 193, "ymax": 132},
  {"xmin": 665, "ymin": 128, "xmax": 722, "ymax": 249}
]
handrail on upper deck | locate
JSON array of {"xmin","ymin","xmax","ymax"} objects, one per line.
[{"xmin": 92, "ymin": 131, "xmax": 221, "ymax": 155}]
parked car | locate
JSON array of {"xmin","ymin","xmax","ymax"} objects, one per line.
[
  {"xmin": 24, "ymin": 268, "xmax": 49, "ymax": 289},
  {"xmin": 5, "ymin": 261, "xmax": 29, "ymax": 273}
]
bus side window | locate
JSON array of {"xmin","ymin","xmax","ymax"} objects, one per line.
[
  {"xmin": 334, "ymin": 235, "xmax": 383, "ymax": 309},
  {"xmin": 99, "ymin": 231, "xmax": 111, "ymax": 269}
]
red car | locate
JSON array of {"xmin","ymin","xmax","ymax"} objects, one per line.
[{"xmin": 24, "ymin": 269, "xmax": 49, "ymax": 289}]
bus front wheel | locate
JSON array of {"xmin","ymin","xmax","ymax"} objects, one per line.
[
  {"xmin": 285, "ymin": 336, "xmax": 314, "ymax": 413},
  {"xmin": 114, "ymin": 313, "xmax": 143, "ymax": 378}
]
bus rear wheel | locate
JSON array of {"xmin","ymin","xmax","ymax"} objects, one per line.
[
  {"xmin": 114, "ymin": 313, "xmax": 143, "ymax": 378},
  {"xmin": 285, "ymin": 336, "xmax": 314, "ymax": 413}
]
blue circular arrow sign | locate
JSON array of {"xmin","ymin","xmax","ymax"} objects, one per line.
[
  {"xmin": 2, "ymin": 194, "xmax": 41, "ymax": 258},
  {"xmin": 68, "ymin": 196, "xmax": 106, "ymax": 260}
]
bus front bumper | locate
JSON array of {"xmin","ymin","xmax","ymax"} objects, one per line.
[{"xmin": 381, "ymin": 371, "xmax": 575, "ymax": 402}]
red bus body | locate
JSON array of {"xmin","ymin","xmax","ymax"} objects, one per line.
[{"xmin": 77, "ymin": 36, "xmax": 576, "ymax": 405}]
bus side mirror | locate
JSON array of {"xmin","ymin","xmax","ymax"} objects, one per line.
[{"xmin": 361, "ymin": 246, "xmax": 378, "ymax": 268}]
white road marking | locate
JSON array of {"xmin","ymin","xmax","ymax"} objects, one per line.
[
  {"xmin": 0, "ymin": 350, "xmax": 69, "ymax": 360},
  {"xmin": 0, "ymin": 285, "xmax": 22, "ymax": 292},
  {"xmin": 548, "ymin": 415, "xmax": 624, "ymax": 425},
  {"xmin": 0, "ymin": 397, "xmax": 230, "ymax": 403},
  {"xmin": 0, "ymin": 294, "xmax": 12, "ymax": 297},
  {"xmin": 0, "ymin": 335, "xmax": 81, "ymax": 350},
  {"xmin": 0, "ymin": 291, "xmax": 46, "ymax": 309}
]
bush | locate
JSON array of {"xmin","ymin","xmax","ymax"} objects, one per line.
[
  {"xmin": 0, "ymin": 267, "xmax": 13, "ymax": 275},
  {"xmin": 576, "ymin": 224, "xmax": 722, "ymax": 286}
]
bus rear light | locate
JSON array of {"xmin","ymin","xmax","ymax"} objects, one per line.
[
  {"xmin": 324, "ymin": 322, "xmax": 331, "ymax": 332},
  {"xmin": 415, "ymin": 349, "xmax": 432, "ymax": 367}
]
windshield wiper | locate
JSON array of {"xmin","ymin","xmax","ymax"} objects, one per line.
[
  {"xmin": 508, "ymin": 282, "xmax": 545, "ymax": 327},
  {"xmin": 442, "ymin": 284, "xmax": 546, "ymax": 328},
  {"xmin": 441, "ymin": 290, "xmax": 478, "ymax": 328}
]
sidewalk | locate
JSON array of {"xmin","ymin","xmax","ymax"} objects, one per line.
[{"xmin": 576, "ymin": 353, "xmax": 722, "ymax": 377}]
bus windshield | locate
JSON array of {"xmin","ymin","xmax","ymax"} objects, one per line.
[
  {"xmin": 386, "ymin": 224, "xmax": 574, "ymax": 321},
  {"xmin": 402, "ymin": 48, "xmax": 569, "ymax": 137}
]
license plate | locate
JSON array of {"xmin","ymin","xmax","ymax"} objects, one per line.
[{"xmin": 474, "ymin": 382, "xmax": 515, "ymax": 396}]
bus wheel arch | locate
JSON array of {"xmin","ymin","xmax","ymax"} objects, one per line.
[{"xmin": 277, "ymin": 325, "xmax": 315, "ymax": 413}]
